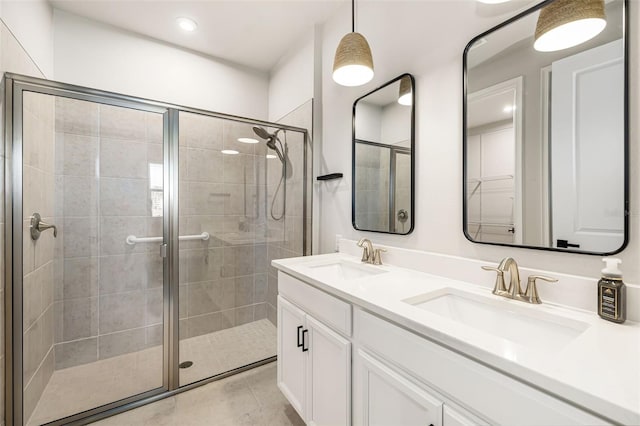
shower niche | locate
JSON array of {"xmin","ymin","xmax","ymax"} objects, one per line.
[{"xmin": 4, "ymin": 74, "xmax": 311, "ymax": 425}]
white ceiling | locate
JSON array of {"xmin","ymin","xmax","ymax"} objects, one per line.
[
  {"xmin": 361, "ymin": 80, "xmax": 401, "ymax": 107},
  {"xmin": 468, "ymin": 90, "xmax": 514, "ymax": 128},
  {"xmin": 48, "ymin": 0, "xmax": 545, "ymax": 75},
  {"xmin": 50, "ymin": 0, "xmax": 345, "ymax": 72}
]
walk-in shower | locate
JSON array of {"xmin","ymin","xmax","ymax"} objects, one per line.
[{"xmin": 3, "ymin": 73, "xmax": 311, "ymax": 425}]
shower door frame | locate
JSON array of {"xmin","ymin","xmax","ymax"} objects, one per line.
[{"xmin": 4, "ymin": 73, "xmax": 310, "ymax": 425}]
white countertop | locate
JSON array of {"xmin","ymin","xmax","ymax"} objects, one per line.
[{"xmin": 273, "ymin": 252, "xmax": 640, "ymax": 425}]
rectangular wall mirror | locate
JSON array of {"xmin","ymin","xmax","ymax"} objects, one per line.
[
  {"xmin": 463, "ymin": 0, "xmax": 628, "ymax": 255},
  {"xmin": 353, "ymin": 74, "xmax": 415, "ymax": 235}
]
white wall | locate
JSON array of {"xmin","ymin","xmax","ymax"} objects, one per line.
[
  {"xmin": 354, "ymin": 101, "xmax": 382, "ymax": 142},
  {"xmin": 317, "ymin": 1, "xmax": 640, "ymax": 285},
  {"xmin": 381, "ymin": 101, "xmax": 411, "ymax": 146},
  {"xmin": 0, "ymin": 5, "xmax": 53, "ymax": 423},
  {"xmin": 0, "ymin": 0, "xmax": 54, "ymax": 77},
  {"xmin": 53, "ymin": 10, "xmax": 269, "ymax": 119},
  {"xmin": 268, "ymin": 31, "xmax": 315, "ymax": 122}
]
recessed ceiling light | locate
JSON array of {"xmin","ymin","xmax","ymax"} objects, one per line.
[
  {"xmin": 176, "ymin": 17, "xmax": 197, "ymax": 32},
  {"xmin": 266, "ymin": 154, "xmax": 277, "ymax": 159},
  {"xmin": 238, "ymin": 137, "xmax": 259, "ymax": 144},
  {"xmin": 221, "ymin": 150, "xmax": 239, "ymax": 155}
]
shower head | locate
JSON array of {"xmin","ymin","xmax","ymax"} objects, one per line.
[
  {"xmin": 253, "ymin": 126, "xmax": 283, "ymax": 160},
  {"xmin": 266, "ymin": 139, "xmax": 278, "ymax": 151},
  {"xmin": 252, "ymin": 126, "xmax": 272, "ymax": 140}
]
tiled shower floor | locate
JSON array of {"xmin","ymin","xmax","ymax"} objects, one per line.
[{"xmin": 27, "ymin": 319, "xmax": 276, "ymax": 425}]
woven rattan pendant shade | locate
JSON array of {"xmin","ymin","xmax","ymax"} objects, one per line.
[
  {"xmin": 534, "ymin": 0, "xmax": 606, "ymax": 52},
  {"xmin": 332, "ymin": 0, "xmax": 374, "ymax": 86}
]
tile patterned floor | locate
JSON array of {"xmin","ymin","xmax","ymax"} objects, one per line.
[
  {"xmin": 93, "ymin": 363, "xmax": 304, "ymax": 426},
  {"xmin": 28, "ymin": 319, "xmax": 277, "ymax": 425}
]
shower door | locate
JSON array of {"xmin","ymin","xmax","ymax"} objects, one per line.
[
  {"xmin": 7, "ymin": 80, "xmax": 170, "ymax": 425},
  {"xmin": 6, "ymin": 73, "xmax": 310, "ymax": 425},
  {"xmin": 177, "ymin": 111, "xmax": 278, "ymax": 386}
]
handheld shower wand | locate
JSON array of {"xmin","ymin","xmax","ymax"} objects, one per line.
[{"xmin": 252, "ymin": 126, "xmax": 291, "ymax": 221}]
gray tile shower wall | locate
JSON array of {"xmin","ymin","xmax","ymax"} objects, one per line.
[
  {"xmin": 47, "ymin": 99, "xmax": 311, "ymax": 372},
  {"xmin": 266, "ymin": 100, "xmax": 313, "ymax": 326},
  {"xmin": 355, "ymin": 143, "xmax": 390, "ymax": 230},
  {"xmin": 1, "ymin": 18, "xmax": 56, "ymax": 424},
  {"xmin": 52, "ymin": 98, "xmax": 165, "ymax": 371},
  {"xmin": 22, "ymin": 92, "xmax": 56, "ymax": 421},
  {"xmin": 178, "ymin": 112, "xmax": 273, "ymax": 340}
]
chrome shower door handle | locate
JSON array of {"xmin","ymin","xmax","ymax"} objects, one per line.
[{"xmin": 30, "ymin": 213, "xmax": 57, "ymax": 240}]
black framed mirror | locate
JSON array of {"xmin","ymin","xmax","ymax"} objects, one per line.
[
  {"xmin": 463, "ymin": 0, "xmax": 628, "ymax": 255},
  {"xmin": 353, "ymin": 74, "xmax": 415, "ymax": 235}
]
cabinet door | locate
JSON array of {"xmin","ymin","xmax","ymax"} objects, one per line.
[
  {"xmin": 306, "ymin": 315, "xmax": 351, "ymax": 426},
  {"xmin": 443, "ymin": 405, "xmax": 489, "ymax": 426},
  {"xmin": 277, "ymin": 296, "xmax": 307, "ymax": 420},
  {"xmin": 355, "ymin": 349, "xmax": 443, "ymax": 426}
]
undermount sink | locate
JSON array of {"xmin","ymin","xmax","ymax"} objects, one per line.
[
  {"xmin": 305, "ymin": 260, "xmax": 387, "ymax": 281},
  {"xmin": 404, "ymin": 288, "xmax": 590, "ymax": 352}
]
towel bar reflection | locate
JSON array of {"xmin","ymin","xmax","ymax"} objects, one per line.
[{"xmin": 125, "ymin": 232, "xmax": 210, "ymax": 245}]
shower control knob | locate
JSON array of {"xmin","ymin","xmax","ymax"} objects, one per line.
[{"xmin": 30, "ymin": 213, "xmax": 57, "ymax": 241}]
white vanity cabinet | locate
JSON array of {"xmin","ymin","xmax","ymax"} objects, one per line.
[
  {"xmin": 354, "ymin": 349, "xmax": 445, "ymax": 426},
  {"xmin": 354, "ymin": 308, "xmax": 609, "ymax": 426},
  {"xmin": 353, "ymin": 343, "xmax": 487, "ymax": 426},
  {"xmin": 277, "ymin": 296, "xmax": 307, "ymax": 416},
  {"xmin": 277, "ymin": 273, "xmax": 352, "ymax": 426},
  {"xmin": 443, "ymin": 406, "xmax": 487, "ymax": 426},
  {"xmin": 276, "ymin": 270, "xmax": 613, "ymax": 426}
]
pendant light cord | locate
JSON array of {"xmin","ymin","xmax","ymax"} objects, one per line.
[{"xmin": 352, "ymin": 0, "xmax": 355, "ymax": 32}]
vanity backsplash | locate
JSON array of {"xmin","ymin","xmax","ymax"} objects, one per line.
[{"xmin": 338, "ymin": 239, "xmax": 640, "ymax": 322}]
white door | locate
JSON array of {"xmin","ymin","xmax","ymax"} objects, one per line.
[
  {"xmin": 277, "ymin": 296, "xmax": 307, "ymax": 420},
  {"xmin": 480, "ymin": 127, "xmax": 517, "ymax": 244},
  {"xmin": 467, "ymin": 77, "xmax": 523, "ymax": 245},
  {"xmin": 551, "ymin": 39, "xmax": 624, "ymax": 252},
  {"xmin": 306, "ymin": 315, "xmax": 351, "ymax": 426},
  {"xmin": 354, "ymin": 349, "xmax": 443, "ymax": 426}
]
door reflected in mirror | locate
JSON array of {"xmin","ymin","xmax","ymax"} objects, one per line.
[
  {"xmin": 353, "ymin": 74, "xmax": 415, "ymax": 234},
  {"xmin": 464, "ymin": 0, "xmax": 628, "ymax": 254}
]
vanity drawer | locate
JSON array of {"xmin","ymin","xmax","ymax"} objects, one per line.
[
  {"xmin": 278, "ymin": 271, "xmax": 352, "ymax": 337},
  {"xmin": 354, "ymin": 308, "xmax": 609, "ymax": 426}
]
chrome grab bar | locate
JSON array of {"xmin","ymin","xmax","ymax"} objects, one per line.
[{"xmin": 125, "ymin": 232, "xmax": 210, "ymax": 245}]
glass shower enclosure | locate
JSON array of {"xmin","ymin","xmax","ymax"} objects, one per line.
[{"xmin": 4, "ymin": 74, "xmax": 310, "ymax": 425}]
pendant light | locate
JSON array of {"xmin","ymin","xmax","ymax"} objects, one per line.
[
  {"xmin": 397, "ymin": 76, "xmax": 412, "ymax": 106},
  {"xmin": 534, "ymin": 0, "xmax": 606, "ymax": 52},
  {"xmin": 332, "ymin": 0, "xmax": 374, "ymax": 86}
]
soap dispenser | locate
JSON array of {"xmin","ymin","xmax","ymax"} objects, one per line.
[{"xmin": 597, "ymin": 258, "xmax": 626, "ymax": 324}]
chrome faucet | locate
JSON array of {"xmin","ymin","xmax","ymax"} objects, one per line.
[
  {"xmin": 357, "ymin": 238, "xmax": 386, "ymax": 265},
  {"xmin": 482, "ymin": 257, "xmax": 557, "ymax": 304}
]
